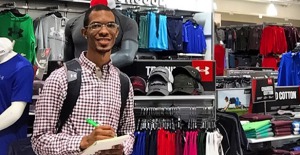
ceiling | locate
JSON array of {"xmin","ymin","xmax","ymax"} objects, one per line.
[{"xmin": 237, "ymin": 0, "xmax": 300, "ymax": 5}]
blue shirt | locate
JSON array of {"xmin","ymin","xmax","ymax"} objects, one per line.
[
  {"xmin": 182, "ymin": 20, "xmax": 206, "ymax": 54},
  {"xmin": 0, "ymin": 54, "xmax": 33, "ymax": 155},
  {"xmin": 277, "ymin": 52, "xmax": 300, "ymax": 86},
  {"xmin": 148, "ymin": 12, "xmax": 168, "ymax": 51}
]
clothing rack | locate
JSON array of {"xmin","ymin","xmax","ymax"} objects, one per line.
[
  {"xmin": 219, "ymin": 24, "xmax": 263, "ymax": 29},
  {"xmin": 135, "ymin": 106, "xmax": 216, "ymax": 130},
  {"xmin": 0, "ymin": 2, "xmax": 16, "ymax": 8},
  {"xmin": 0, "ymin": 2, "xmax": 84, "ymax": 14},
  {"xmin": 225, "ymin": 70, "xmax": 278, "ymax": 79},
  {"xmin": 263, "ymin": 22, "xmax": 293, "ymax": 27}
]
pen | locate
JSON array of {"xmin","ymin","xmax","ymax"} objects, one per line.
[
  {"xmin": 86, "ymin": 118, "xmax": 99, "ymax": 127},
  {"xmin": 86, "ymin": 118, "xmax": 117, "ymax": 137}
]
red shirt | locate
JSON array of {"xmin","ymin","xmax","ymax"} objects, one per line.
[
  {"xmin": 260, "ymin": 26, "xmax": 287, "ymax": 56},
  {"xmin": 214, "ymin": 44, "xmax": 225, "ymax": 76}
]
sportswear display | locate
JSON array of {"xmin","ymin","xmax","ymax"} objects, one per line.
[
  {"xmin": 34, "ymin": 14, "xmax": 68, "ymax": 61},
  {"xmin": 0, "ymin": 11, "xmax": 36, "ymax": 64}
]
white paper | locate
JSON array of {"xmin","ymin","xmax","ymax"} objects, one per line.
[{"xmin": 82, "ymin": 135, "xmax": 130, "ymax": 155}]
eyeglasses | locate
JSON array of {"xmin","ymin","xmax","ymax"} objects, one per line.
[{"xmin": 85, "ymin": 22, "xmax": 119, "ymax": 31}]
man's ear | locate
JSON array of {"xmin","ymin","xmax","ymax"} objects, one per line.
[
  {"xmin": 115, "ymin": 27, "xmax": 119, "ymax": 38},
  {"xmin": 81, "ymin": 28, "xmax": 87, "ymax": 39}
]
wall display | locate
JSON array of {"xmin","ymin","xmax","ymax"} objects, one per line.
[
  {"xmin": 122, "ymin": 60, "xmax": 216, "ymax": 91},
  {"xmin": 252, "ymin": 86, "xmax": 300, "ymax": 114},
  {"xmin": 252, "ymin": 78, "xmax": 276, "ymax": 103},
  {"xmin": 116, "ymin": 0, "xmax": 213, "ymax": 12}
]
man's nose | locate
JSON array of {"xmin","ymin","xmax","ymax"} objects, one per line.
[{"xmin": 98, "ymin": 26, "xmax": 109, "ymax": 36}]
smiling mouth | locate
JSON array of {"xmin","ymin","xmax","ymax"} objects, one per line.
[{"xmin": 97, "ymin": 38, "xmax": 111, "ymax": 45}]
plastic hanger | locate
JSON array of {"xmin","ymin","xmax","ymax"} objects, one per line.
[{"xmin": 46, "ymin": 11, "xmax": 62, "ymax": 18}]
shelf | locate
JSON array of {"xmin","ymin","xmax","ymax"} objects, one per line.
[
  {"xmin": 134, "ymin": 95, "xmax": 215, "ymax": 101},
  {"xmin": 248, "ymin": 135, "xmax": 300, "ymax": 143},
  {"xmin": 177, "ymin": 53, "xmax": 205, "ymax": 57}
]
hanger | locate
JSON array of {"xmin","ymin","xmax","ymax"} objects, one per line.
[
  {"xmin": 292, "ymin": 43, "xmax": 300, "ymax": 53},
  {"xmin": 46, "ymin": 11, "xmax": 62, "ymax": 18},
  {"xmin": 0, "ymin": 8, "xmax": 25, "ymax": 17}
]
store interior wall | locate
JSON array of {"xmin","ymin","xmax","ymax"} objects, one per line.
[
  {"xmin": 214, "ymin": 0, "xmax": 300, "ymax": 28},
  {"xmin": 215, "ymin": 0, "xmax": 300, "ymax": 21},
  {"xmin": 218, "ymin": 12, "xmax": 300, "ymax": 28},
  {"xmin": 1, "ymin": 0, "xmax": 215, "ymax": 60}
]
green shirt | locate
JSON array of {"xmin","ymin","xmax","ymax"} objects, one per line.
[
  {"xmin": 246, "ymin": 132, "xmax": 274, "ymax": 138},
  {"xmin": 242, "ymin": 120, "xmax": 271, "ymax": 132},
  {"xmin": 0, "ymin": 11, "xmax": 36, "ymax": 64}
]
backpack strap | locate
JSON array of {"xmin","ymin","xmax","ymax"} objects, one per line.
[
  {"xmin": 117, "ymin": 71, "xmax": 130, "ymax": 136},
  {"xmin": 56, "ymin": 59, "xmax": 82, "ymax": 133}
]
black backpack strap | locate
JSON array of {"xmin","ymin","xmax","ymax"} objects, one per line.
[
  {"xmin": 117, "ymin": 71, "xmax": 130, "ymax": 136},
  {"xmin": 56, "ymin": 59, "xmax": 82, "ymax": 133}
]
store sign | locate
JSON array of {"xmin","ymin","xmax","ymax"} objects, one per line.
[
  {"xmin": 116, "ymin": 0, "xmax": 167, "ymax": 7},
  {"xmin": 192, "ymin": 60, "xmax": 214, "ymax": 82},
  {"xmin": 252, "ymin": 78, "xmax": 276, "ymax": 103},
  {"xmin": 252, "ymin": 86, "xmax": 300, "ymax": 114}
]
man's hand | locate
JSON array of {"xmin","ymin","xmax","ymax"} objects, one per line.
[
  {"xmin": 80, "ymin": 125, "xmax": 115, "ymax": 150},
  {"xmin": 99, "ymin": 145, "xmax": 124, "ymax": 155}
]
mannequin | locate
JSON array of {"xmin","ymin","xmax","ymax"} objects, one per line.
[
  {"xmin": 64, "ymin": 0, "xmax": 139, "ymax": 68},
  {"xmin": 0, "ymin": 37, "xmax": 34, "ymax": 155}
]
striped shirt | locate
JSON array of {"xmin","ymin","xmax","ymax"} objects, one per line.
[{"xmin": 32, "ymin": 52, "xmax": 135, "ymax": 155}]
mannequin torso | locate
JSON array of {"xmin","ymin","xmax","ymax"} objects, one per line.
[
  {"xmin": 0, "ymin": 51, "xmax": 17, "ymax": 64},
  {"xmin": 0, "ymin": 47, "xmax": 34, "ymax": 155}
]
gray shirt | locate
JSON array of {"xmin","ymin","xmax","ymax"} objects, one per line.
[{"xmin": 35, "ymin": 14, "xmax": 68, "ymax": 61}]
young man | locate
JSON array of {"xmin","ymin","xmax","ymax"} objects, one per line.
[
  {"xmin": 31, "ymin": 5, "xmax": 135, "ymax": 155},
  {"xmin": 64, "ymin": 0, "xmax": 138, "ymax": 68}
]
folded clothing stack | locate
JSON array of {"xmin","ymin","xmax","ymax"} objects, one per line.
[
  {"xmin": 272, "ymin": 121, "xmax": 292, "ymax": 137},
  {"xmin": 243, "ymin": 120, "xmax": 274, "ymax": 138},
  {"xmin": 292, "ymin": 121, "xmax": 300, "ymax": 135},
  {"xmin": 240, "ymin": 113, "xmax": 273, "ymax": 122}
]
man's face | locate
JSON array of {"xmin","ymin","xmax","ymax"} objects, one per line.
[{"xmin": 83, "ymin": 10, "xmax": 119, "ymax": 53}]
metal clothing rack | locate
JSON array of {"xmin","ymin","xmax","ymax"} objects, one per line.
[
  {"xmin": 135, "ymin": 106, "xmax": 216, "ymax": 130},
  {"xmin": 0, "ymin": 2, "xmax": 84, "ymax": 14},
  {"xmin": 263, "ymin": 22, "xmax": 293, "ymax": 27},
  {"xmin": 219, "ymin": 24, "xmax": 263, "ymax": 29},
  {"xmin": 225, "ymin": 69, "xmax": 278, "ymax": 79}
]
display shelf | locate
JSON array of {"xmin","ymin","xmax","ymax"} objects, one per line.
[
  {"xmin": 177, "ymin": 53, "xmax": 205, "ymax": 57},
  {"xmin": 134, "ymin": 95, "xmax": 215, "ymax": 101},
  {"xmin": 248, "ymin": 135, "xmax": 300, "ymax": 143}
]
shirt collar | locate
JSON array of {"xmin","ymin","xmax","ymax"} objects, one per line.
[{"xmin": 79, "ymin": 51, "xmax": 113, "ymax": 75}]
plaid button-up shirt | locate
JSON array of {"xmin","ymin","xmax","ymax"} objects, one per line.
[{"xmin": 32, "ymin": 52, "xmax": 135, "ymax": 155}]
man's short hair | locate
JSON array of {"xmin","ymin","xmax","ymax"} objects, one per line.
[{"xmin": 83, "ymin": 4, "xmax": 114, "ymax": 27}]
